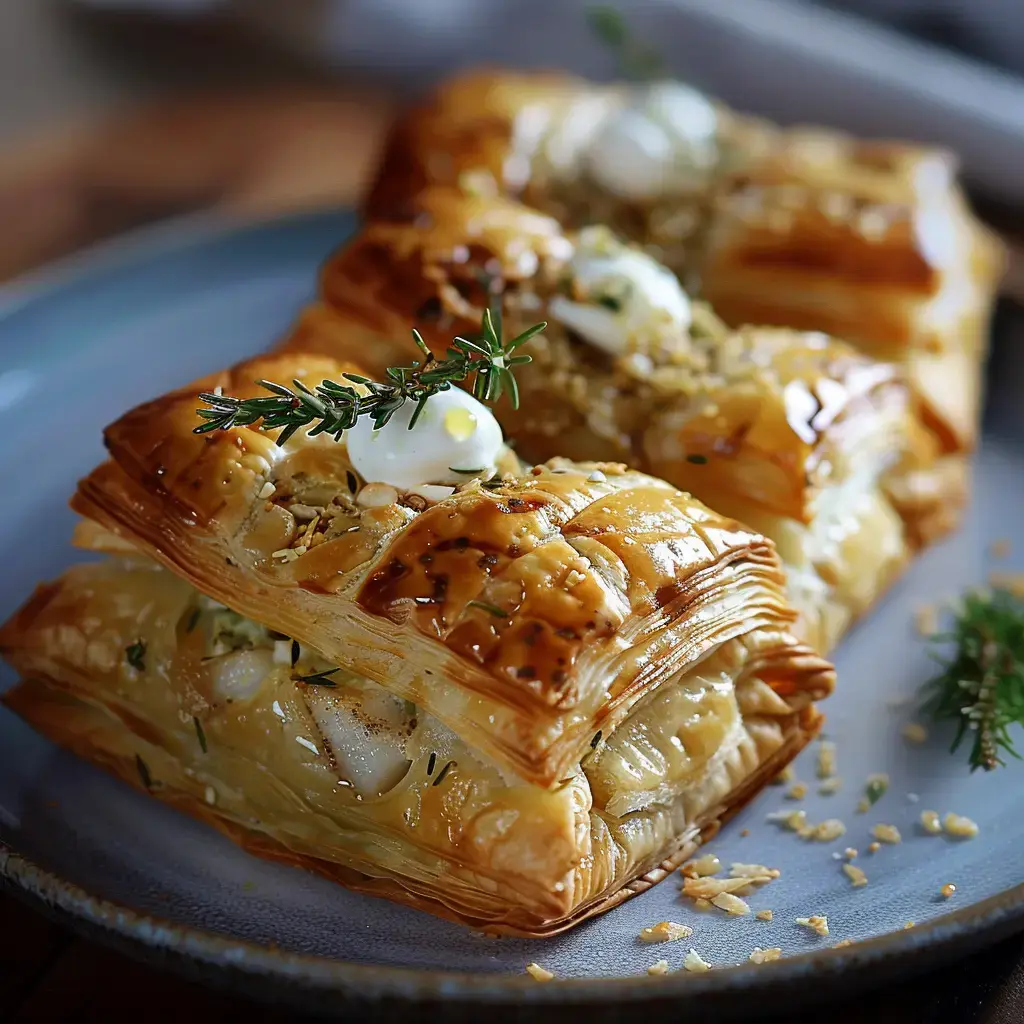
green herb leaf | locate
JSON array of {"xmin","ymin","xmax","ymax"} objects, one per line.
[
  {"xmin": 426, "ymin": 751, "xmax": 437, "ymax": 776},
  {"xmin": 686, "ymin": 454, "xmax": 709, "ymax": 465},
  {"xmin": 586, "ymin": 4, "xmax": 664, "ymax": 79},
  {"xmin": 467, "ymin": 599, "xmax": 511, "ymax": 619},
  {"xmin": 296, "ymin": 667, "xmax": 340, "ymax": 688},
  {"xmin": 597, "ymin": 295, "xmax": 622, "ymax": 312},
  {"xmin": 922, "ymin": 587, "xmax": 1024, "ymax": 771},
  {"xmin": 864, "ymin": 773, "xmax": 889, "ymax": 806},
  {"xmin": 193, "ymin": 716, "xmax": 208, "ymax": 754},
  {"xmin": 125, "ymin": 640, "xmax": 146, "ymax": 671},
  {"xmin": 432, "ymin": 760, "xmax": 456, "ymax": 787}
]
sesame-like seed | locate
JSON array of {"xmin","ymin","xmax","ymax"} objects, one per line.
[
  {"xmin": 901, "ymin": 722, "xmax": 928, "ymax": 744},
  {"xmin": 639, "ymin": 921, "xmax": 692, "ymax": 944},
  {"xmin": 872, "ymin": 824, "xmax": 902, "ymax": 844},
  {"xmin": 525, "ymin": 963, "xmax": 554, "ymax": 982},
  {"xmin": 943, "ymin": 813, "xmax": 979, "ymax": 838},
  {"xmin": 843, "ymin": 863, "xmax": 868, "ymax": 888}
]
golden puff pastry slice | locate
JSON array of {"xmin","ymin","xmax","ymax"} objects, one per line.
[
  {"xmin": 364, "ymin": 69, "xmax": 1003, "ymax": 454},
  {"xmin": 68, "ymin": 350, "xmax": 833, "ymax": 790},
  {"xmin": 1, "ymin": 550, "xmax": 827, "ymax": 935},
  {"xmin": 278, "ymin": 189, "xmax": 954, "ymax": 650}
]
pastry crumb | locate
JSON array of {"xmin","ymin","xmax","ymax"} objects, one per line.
[
  {"xmin": 773, "ymin": 765, "xmax": 796, "ymax": 785},
  {"xmin": 748, "ymin": 947, "xmax": 783, "ymax": 964},
  {"xmin": 842, "ymin": 863, "xmax": 868, "ymax": 888},
  {"xmin": 818, "ymin": 777, "xmax": 842, "ymax": 796},
  {"xmin": 833, "ymin": 938, "xmax": 854, "ymax": 949},
  {"xmin": 903, "ymin": 921, "xmax": 915, "ymax": 930},
  {"xmin": 786, "ymin": 782, "xmax": 808, "ymax": 800},
  {"xmin": 867, "ymin": 842, "xmax": 881, "ymax": 854},
  {"xmin": 639, "ymin": 921, "xmax": 693, "ymax": 944},
  {"xmin": 525, "ymin": 963, "xmax": 554, "ymax": 982},
  {"xmin": 683, "ymin": 876, "xmax": 768, "ymax": 900},
  {"xmin": 766, "ymin": 809, "xmax": 807, "ymax": 831},
  {"xmin": 940, "ymin": 883, "xmax": 957, "ymax": 898},
  {"xmin": 740, "ymin": 828, "xmax": 750, "ymax": 837},
  {"xmin": 920, "ymin": 809, "xmax": 942, "ymax": 834},
  {"xmin": 756, "ymin": 909, "xmax": 774, "ymax": 922},
  {"xmin": 943, "ymin": 813, "xmax": 979, "ymax": 838},
  {"xmin": 711, "ymin": 892, "xmax": 751, "ymax": 916},
  {"xmin": 855, "ymin": 798, "xmax": 871, "ymax": 814},
  {"xmin": 647, "ymin": 959, "xmax": 670, "ymax": 976},
  {"xmin": 817, "ymin": 741, "xmax": 837, "ymax": 779},
  {"xmin": 682, "ymin": 949, "xmax": 712, "ymax": 973},
  {"xmin": 871, "ymin": 824, "xmax": 902, "ymax": 844},
  {"xmin": 729, "ymin": 863, "xmax": 780, "ymax": 880},
  {"xmin": 844, "ymin": 847, "xmax": 858, "ymax": 861},
  {"xmin": 901, "ymin": 722, "xmax": 928, "ymax": 744},
  {"xmin": 681, "ymin": 853, "xmax": 722, "ymax": 878},
  {"xmin": 803, "ymin": 818, "xmax": 847, "ymax": 842},
  {"xmin": 795, "ymin": 915, "xmax": 829, "ymax": 937},
  {"xmin": 694, "ymin": 898, "xmax": 712, "ymax": 912}
]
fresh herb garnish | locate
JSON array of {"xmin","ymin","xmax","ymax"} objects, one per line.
[
  {"xmin": 194, "ymin": 310, "xmax": 545, "ymax": 445},
  {"xmin": 686, "ymin": 454, "xmax": 709, "ymax": 465},
  {"xmin": 432, "ymin": 760, "xmax": 456, "ymax": 787},
  {"xmin": 290, "ymin": 639, "xmax": 300, "ymax": 667},
  {"xmin": 125, "ymin": 640, "xmax": 146, "ymax": 671},
  {"xmin": 193, "ymin": 716, "xmax": 208, "ymax": 754},
  {"xmin": 923, "ymin": 587, "xmax": 1024, "ymax": 771},
  {"xmin": 296, "ymin": 668, "xmax": 339, "ymax": 687},
  {"xmin": 135, "ymin": 753, "xmax": 153, "ymax": 790},
  {"xmin": 586, "ymin": 4, "xmax": 664, "ymax": 79},
  {"xmin": 590, "ymin": 730, "xmax": 603, "ymax": 749},
  {"xmin": 467, "ymin": 599, "xmax": 510, "ymax": 618},
  {"xmin": 597, "ymin": 295, "xmax": 622, "ymax": 312},
  {"xmin": 863, "ymin": 773, "xmax": 889, "ymax": 806}
]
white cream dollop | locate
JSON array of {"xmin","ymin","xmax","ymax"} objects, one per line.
[
  {"xmin": 346, "ymin": 387, "xmax": 504, "ymax": 490},
  {"xmin": 587, "ymin": 81, "xmax": 719, "ymax": 201},
  {"xmin": 549, "ymin": 226, "xmax": 692, "ymax": 356}
]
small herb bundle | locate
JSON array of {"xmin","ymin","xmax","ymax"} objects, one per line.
[
  {"xmin": 586, "ymin": 5, "xmax": 664, "ymax": 79},
  {"xmin": 923, "ymin": 587, "xmax": 1024, "ymax": 771},
  {"xmin": 194, "ymin": 309, "xmax": 545, "ymax": 446}
]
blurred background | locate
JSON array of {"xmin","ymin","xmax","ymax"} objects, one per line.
[{"xmin": 4, "ymin": 0, "xmax": 1024, "ymax": 285}]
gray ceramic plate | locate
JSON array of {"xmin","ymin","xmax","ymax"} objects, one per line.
[{"xmin": 1, "ymin": 209, "xmax": 1023, "ymax": 1019}]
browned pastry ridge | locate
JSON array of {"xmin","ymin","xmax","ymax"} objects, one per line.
[
  {"xmin": 278, "ymin": 187, "xmax": 958, "ymax": 652},
  {"xmin": 363, "ymin": 69, "xmax": 1004, "ymax": 460},
  {"xmin": 1, "ymin": 350, "xmax": 833, "ymax": 935}
]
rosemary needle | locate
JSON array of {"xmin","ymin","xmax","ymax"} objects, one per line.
[{"xmin": 922, "ymin": 587, "xmax": 1024, "ymax": 771}]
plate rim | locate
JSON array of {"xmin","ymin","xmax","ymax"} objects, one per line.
[{"xmin": 1, "ymin": 205, "xmax": 1023, "ymax": 1008}]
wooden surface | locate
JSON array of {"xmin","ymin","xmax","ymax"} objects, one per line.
[{"xmin": 1, "ymin": 86, "xmax": 1023, "ymax": 1023}]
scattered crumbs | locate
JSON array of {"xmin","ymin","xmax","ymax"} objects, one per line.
[
  {"xmin": 817, "ymin": 741, "xmax": 837, "ymax": 779},
  {"xmin": 766, "ymin": 808, "xmax": 807, "ymax": 831},
  {"xmin": 795, "ymin": 915, "xmax": 829, "ymax": 937},
  {"xmin": 682, "ymin": 853, "xmax": 722, "ymax": 878},
  {"xmin": 773, "ymin": 764, "xmax": 796, "ymax": 785},
  {"xmin": 920, "ymin": 809, "xmax": 942, "ymax": 834},
  {"xmin": 943, "ymin": 813, "xmax": 979, "ymax": 839},
  {"xmin": 871, "ymin": 824, "xmax": 902, "ymax": 845},
  {"xmin": 907, "ymin": 793, "xmax": 920, "ymax": 803},
  {"xmin": 711, "ymin": 893, "xmax": 751, "ymax": 916},
  {"xmin": 647, "ymin": 960, "xmax": 670, "ymax": 976},
  {"xmin": 940, "ymin": 883, "xmax": 957, "ymax": 898},
  {"xmin": 842, "ymin": 863, "xmax": 868, "ymax": 888},
  {"xmin": 818, "ymin": 777, "xmax": 842, "ymax": 796},
  {"xmin": 683, "ymin": 876, "xmax": 769, "ymax": 900},
  {"xmin": 833, "ymin": 939, "xmax": 854, "ymax": 949},
  {"xmin": 682, "ymin": 949, "xmax": 712, "ymax": 973},
  {"xmin": 639, "ymin": 921, "xmax": 693, "ymax": 944},
  {"xmin": 901, "ymin": 722, "xmax": 928, "ymax": 744},
  {"xmin": 749, "ymin": 947, "xmax": 783, "ymax": 965},
  {"xmin": 990, "ymin": 538, "xmax": 1011, "ymax": 560},
  {"xmin": 803, "ymin": 818, "xmax": 847, "ymax": 842},
  {"xmin": 786, "ymin": 782, "xmax": 808, "ymax": 800},
  {"xmin": 844, "ymin": 848, "xmax": 858, "ymax": 861},
  {"xmin": 867, "ymin": 842, "xmax": 881, "ymax": 854},
  {"xmin": 729, "ymin": 863, "xmax": 781, "ymax": 880},
  {"xmin": 756, "ymin": 909, "xmax": 774, "ymax": 922},
  {"xmin": 258, "ymin": 481, "xmax": 276, "ymax": 500},
  {"xmin": 525, "ymin": 963, "xmax": 554, "ymax": 982},
  {"xmin": 903, "ymin": 922, "xmax": 915, "ymax": 931},
  {"xmin": 914, "ymin": 604, "xmax": 938, "ymax": 637}
]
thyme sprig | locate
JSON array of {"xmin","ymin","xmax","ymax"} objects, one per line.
[
  {"xmin": 586, "ymin": 5, "xmax": 664, "ymax": 79},
  {"xmin": 194, "ymin": 310, "xmax": 545, "ymax": 446},
  {"xmin": 923, "ymin": 587, "xmax": 1024, "ymax": 771}
]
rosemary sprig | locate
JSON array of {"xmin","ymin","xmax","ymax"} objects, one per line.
[
  {"xmin": 922, "ymin": 588, "xmax": 1024, "ymax": 771},
  {"xmin": 194, "ymin": 310, "xmax": 545, "ymax": 446},
  {"xmin": 586, "ymin": 4, "xmax": 664, "ymax": 79}
]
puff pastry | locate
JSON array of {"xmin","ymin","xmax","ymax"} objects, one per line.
[
  {"xmin": 364, "ymin": 69, "xmax": 1004, "ymax": 456},
  {"xmin": 0, "ymin": 352, "xmax": 834, "ymax": 935},
  {"xmin": 281, "ymin": 189, "xmax": 955, "ymax": 651}
]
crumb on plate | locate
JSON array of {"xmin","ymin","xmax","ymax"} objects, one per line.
[
  {"xmin": 681, "ymin": 853, "xmax": 721, "ymax": 878},
  {"xmin": 647, "ymin": 959, "xmax": 670, "ymax": 976},
  {"xmin": 786, "ymin": 782, "xmax": 808, "ymax": 800},
  {"xmin": 901, "ymin": 722, "xmax": 928, "ymax": 744},
  {"xmin": 817, "ymin": 740, "xmax": 837, "ymax": 779},
  {"xmin": 682, "ymin": 949, "xmax": 712, "ymax": 973},
  {"xmin": 818, "ymin": 777, "xmax": 842, "ymax": 796},
  {"xmin": 842, "ymin": 863, "xmax": 868, "ymax": 888},
  {"xmin": 940, "ymin": 883, "xmax": 957, "ymax": 898},
  {"xmin": 943, "ymin": 813, "xmax": 979, "ymax": 838},
  {"xmin": 749, "ymin": 947, "xmax": 783, "ymax": 964},
  {"xmin": 871, "ymin": 823, "xmax": 902, "ymax": 844},
  {"xmin": 795, "ymin": 915, "xmax": 830, "ymax": 937},
  {"xmin": 711, "ymin": 892, "xmax": 751, "ymax": 916},
  {"xmin": 639, "ymin": 921, "xmax": 693, "ymax": 944},
  {"xmin": 920, "ymin": 809, "xmax": 942, "ymax": 834},
  {"xmin": 526, "ymin": 963, "xmax": 554, "ymax": 982},
  {"xmin": 756, "ymin": 909, "xmax": 774, "ymax": 922}
]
